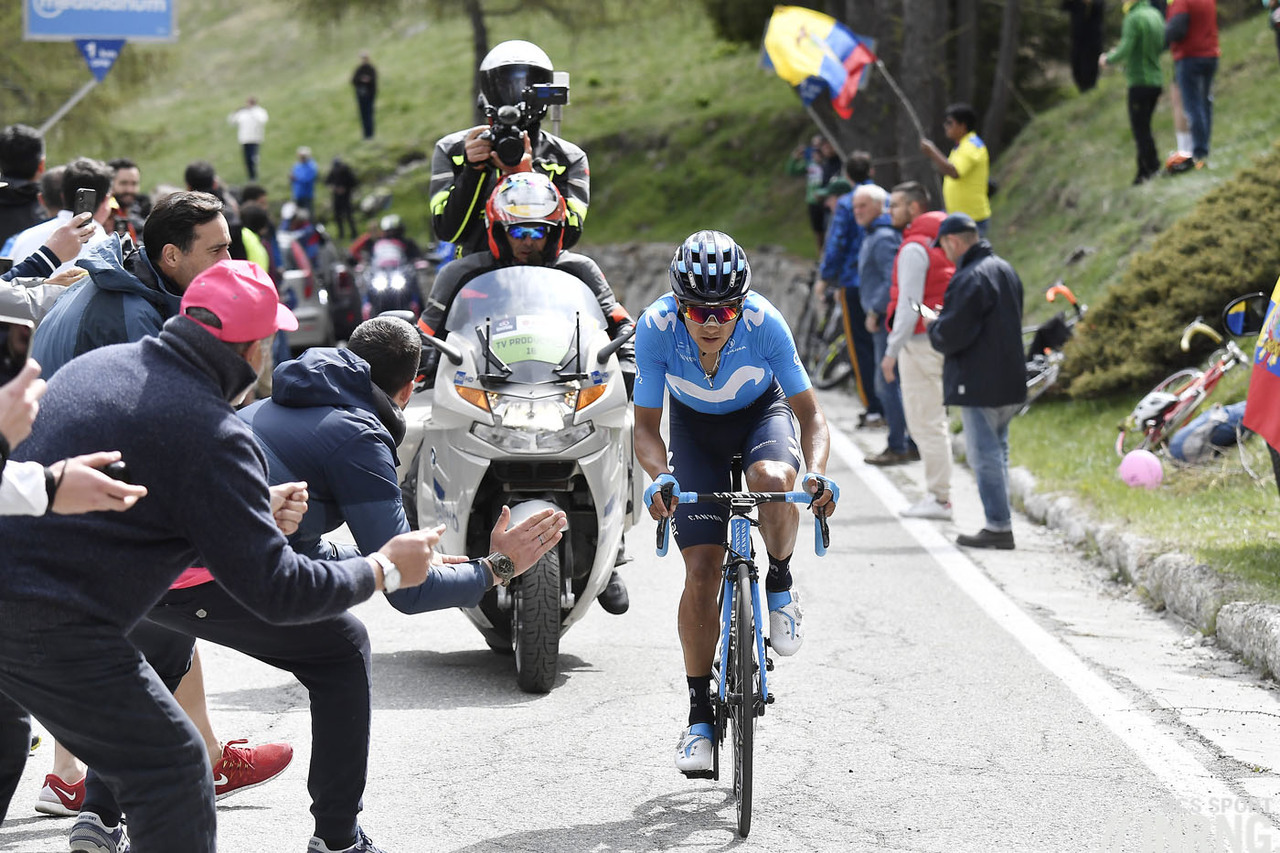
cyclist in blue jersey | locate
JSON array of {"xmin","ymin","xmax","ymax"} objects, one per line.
[{"xmin": 633, "ymin": 230, "xmax": 838, "ymax": 776}]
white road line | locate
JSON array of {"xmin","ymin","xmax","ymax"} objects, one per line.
[{"xmin": 828, "ymin": 424, "xmax": 1280, "ymax": 844}]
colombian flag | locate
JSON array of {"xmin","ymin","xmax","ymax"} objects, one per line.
[
  {"xmin": 761, "ymin": 6, "xmax": 877, "ymax": 119},
  {"xmin": 1243, "ymin": 276, "xmax": 1280, "ymax": 449}
]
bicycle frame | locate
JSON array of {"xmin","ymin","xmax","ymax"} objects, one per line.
[
  {"xmin": 1115, "ymin": 319, "xmax": 1250, "ymax": 457},
  {"xmin": 717, "ymin": 499, "xmax": 772, "ymax": 708}
]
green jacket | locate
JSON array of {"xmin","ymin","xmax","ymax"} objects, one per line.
[{"xmin": 1106, "ymin": 0, "xmax": 1165, "ymax": 89}]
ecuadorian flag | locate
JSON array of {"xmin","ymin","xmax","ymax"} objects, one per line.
[
  {"xmin": 761, "ymin": 6, "xmax": 877, "ymax": 119},
  {"xmin": 1244, "ymin": 276, "xmax": 1280, "ymax": 449}
]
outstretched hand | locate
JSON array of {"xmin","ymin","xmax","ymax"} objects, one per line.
[
  {"xmin": 49, "ymin": 451, "xmax": 147, "ymax": 514},
  {"xmin": 269, "ymin": 481, "xmax": 309, "ymax": 536},
  {"xmin": 490, "ymin": 505, "xmax": 567, "ymax": 575}
]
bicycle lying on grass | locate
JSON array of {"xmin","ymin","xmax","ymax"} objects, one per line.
[
  {"xmin": 1021, "ymin": 280, "xmax": 1086, "ymax": 414},
  {"xmin": 653, "ymin": 461, "xmax": 832, "ymax": 839},
  {"xmin": 1115, "ymin": 292, "xmax": 1269, "ymax": 457}
]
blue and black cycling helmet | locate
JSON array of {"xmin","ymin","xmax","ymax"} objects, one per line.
[{"xmin": 668, "ymin": 230, "xmax": 752, "ymax": 304}]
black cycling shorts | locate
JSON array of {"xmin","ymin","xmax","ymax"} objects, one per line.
[{"xmin": 668, "ymin": 382, "xmax": 802, "ymax": 549}]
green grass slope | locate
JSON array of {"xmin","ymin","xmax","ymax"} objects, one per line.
[{"xmin": 993, "ymin": 14, "xmax": 1280, "ymax": 594}]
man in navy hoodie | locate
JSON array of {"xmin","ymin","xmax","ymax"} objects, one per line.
[
  {"xmin": 90, "ymin": 316, "xmax": 563, "ymax": 853},
  {"xmin": 0, "ymin": 260, "xmax": 444, "ymax": 852}
]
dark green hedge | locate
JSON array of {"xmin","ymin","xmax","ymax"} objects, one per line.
[{"xmin": 1064, "ymin": 143, "xmax": 1280, "ymax": 398}]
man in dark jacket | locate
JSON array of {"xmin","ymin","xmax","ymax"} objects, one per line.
[
  {"xmin": 430, "ymin": 40, "xmax": 589, "ymax": 256},
  {"xmin": 0, "ymin": 125, "xmax": 46, "ymax": 247},
  {"xmin": 926, "ymin": 213, "xmax": 1026, "ymax": 551},
  {"xmin": 78, "ymin": 314, "xmax": 563, "ymax": 853},
  {"xmin": 29, "ymin": 190, "xmax": 232, "ymax": 376},
  {"xmin": 0, "ymin": 260, "xmax": 443, "ymax": 851},
  {"xmin": 351, "ymin": 53, "xmax": 378, "ymax": 140}
]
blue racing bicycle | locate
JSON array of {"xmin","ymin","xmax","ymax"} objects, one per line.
[{"xmin": 654, "ymin": 464, "xmax": 830, "ymax": 838}]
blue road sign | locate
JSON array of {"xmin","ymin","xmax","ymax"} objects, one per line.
[
  {"xmin": 24, "ymin": 0, "xmax": 176, "ymax": 42},
  {"xmin": 75, "ymin": 39, "xmax": 125, "ymax": 82}
]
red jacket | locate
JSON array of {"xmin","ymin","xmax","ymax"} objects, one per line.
[
  {"xmin": 887, "ymin": 211, "xmax": 955, "ymax": 335},
  {"xmin": 1166, "ymin": 0, "xmax": 1219, "ymax": 61}
]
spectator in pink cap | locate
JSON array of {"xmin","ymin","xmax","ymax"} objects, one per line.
[{"xmin": 0, "ymin": 252, "xmax": 446, "ymax": 851}]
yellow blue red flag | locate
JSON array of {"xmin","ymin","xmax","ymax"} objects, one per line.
[
  {"xmin": 1244, "ymin": 276, "xmax": 1280, "ymax": 448},
  {"xmin": 761, "ymin": 6, "xmax": 877, "ymax": 119}
]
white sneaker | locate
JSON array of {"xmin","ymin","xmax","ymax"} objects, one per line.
[
  {"xmin": 900, "ymin": 497, "xmax": 953, "ymax": 520},
  {"xmin": 675, "ymin": 723, "xmax": 714, "ymax": 776},
  {"xmin": 767, "ymin": 589, "xmax": 804, "ymax": 656}
]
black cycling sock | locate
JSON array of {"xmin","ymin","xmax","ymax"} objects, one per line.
[
  {"xmin": 687, "ymin": 675, "xmax": 714, "ymax": 726},
  {"xmin": 765, "ymin": 552, "xmax": 792, "ymax": 593}
]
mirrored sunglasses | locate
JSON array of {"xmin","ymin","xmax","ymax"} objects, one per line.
[
  {"xmin": 507, "ymin": 224, "xmax": 548, "ymax": 240},
  {"xmin": 680, "ymin": 301, "xmax": 743, "ymax": 325}
]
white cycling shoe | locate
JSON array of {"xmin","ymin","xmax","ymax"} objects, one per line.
[
  {"xmin": 675, "ymin": 723, "xmax": 715, "ymax": 777},
  {"xmin": 767, "ymin": 589, "xmax": 804, "ymax": 656}
]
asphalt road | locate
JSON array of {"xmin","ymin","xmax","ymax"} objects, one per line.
[{"xmin": 3, "ymin": 390, "xmax": 1280, "ymax": 852}]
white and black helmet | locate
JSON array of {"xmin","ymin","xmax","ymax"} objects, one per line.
[{"xmin": 478, "ymin": 40, "xmax": 554, "ymax": 111}]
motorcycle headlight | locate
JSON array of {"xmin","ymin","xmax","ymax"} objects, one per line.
[
  {"xmin": 371, "ymin": 273, "xmax": 389, "ymax": 292},
  {"xmin": 465, "ymin": 390, "xmax": 592, "ymax": 453},
  {"xmin": 390, "ymin": 272, "xmax": 406, "ymax": 291}
]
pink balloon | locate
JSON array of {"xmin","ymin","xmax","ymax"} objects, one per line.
[{"xmin": 1118, "ymin": 449, "xmax": 1163, "ymax": 489}]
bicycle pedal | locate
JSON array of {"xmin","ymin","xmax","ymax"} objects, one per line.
[{"xmin": 765, "ymin": 655, "xmax": 774, "ymax": 672}]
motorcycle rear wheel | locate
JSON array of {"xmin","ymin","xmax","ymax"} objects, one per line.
[{"xmin": 512, "ymin": 546, "xmax": 561, "ymax": 694}]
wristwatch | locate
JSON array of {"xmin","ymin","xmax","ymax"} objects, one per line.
[
  {"xmin": 370, "ymin": 551, "xmax": 401, "ymax": 594},
  {"xmin": 484, "ymin": 552, "xmax": 516, "ymax": 587}
]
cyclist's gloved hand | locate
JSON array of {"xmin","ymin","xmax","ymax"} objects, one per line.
[
  {"xmin": 803, "ymin": 472, "xmax": 839, "ymax": 518},
  {"xmin": 643, "ymin": 473, "xmax": 680, "ymax": 520}
]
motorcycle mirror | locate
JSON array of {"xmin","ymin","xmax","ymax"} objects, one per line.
[
  {"xmin": 596, "ymin": 324, "xmax": 637, "ymax": 365},
  {"xmin": 423, "ymin": 333, "xmax": 464, "ymax": 366}
]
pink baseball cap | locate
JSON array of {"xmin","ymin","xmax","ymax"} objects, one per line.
[{"xmin": 181, "ymin": 260, "xmax": 298, "ymax": 343}]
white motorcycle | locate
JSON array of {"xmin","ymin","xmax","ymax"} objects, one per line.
[{"xmin": 417, "ymin": 266, "xmax": 639, "ymax": 693}]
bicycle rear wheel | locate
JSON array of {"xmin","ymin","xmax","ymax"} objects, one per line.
[{"xmin": 728, "ymin": 562, "xmax": 755, "ymax": 837}]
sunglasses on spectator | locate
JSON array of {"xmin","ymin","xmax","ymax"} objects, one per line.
[
  {"xmin": 679, "ymin": 301, "xmax": 743, "ymax": 325},
  {"xmin": 507, "ymin": 224, "xmax": 548, "ymax": 240}
]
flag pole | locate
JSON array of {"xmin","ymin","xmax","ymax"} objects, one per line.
[
  {"xmin": 803, "ymin": 104, "xmax": 846, "ymax": 161},
  {"xmin": 872, "ymin": 59, "xmax": 925, "ymax": 139},
  {"xmin": 872, "ymin": 59, "xmax": 944, "ymax": 202}
]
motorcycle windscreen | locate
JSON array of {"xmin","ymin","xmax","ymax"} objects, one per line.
[{"xmin": 445, "ymin": 266, "xmax": 607, "ymax": 383}]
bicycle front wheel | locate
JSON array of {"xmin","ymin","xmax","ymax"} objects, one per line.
[{"xmin": 729, "ymin": 563, "xmax": 755, "ymax": 838}]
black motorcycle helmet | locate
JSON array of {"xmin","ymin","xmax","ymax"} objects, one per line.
[
  {"xmin": 478, "ymin": 40, "xmax": 554, "ymax": 115},
  {"xmin": 668, "ymin": 230, "xmax": 752, "ymax": 304}
]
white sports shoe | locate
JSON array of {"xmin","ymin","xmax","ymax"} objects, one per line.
[
  {"xmin": 900, "ymin": 497, "xmax": 953, "ymax": 520},
  {"xmin": 767, "ymin": 589, "xmax": 804, "ymax": 656},
  {"xmin": 675, "ymin": 723, "xmax": 714, "ymax": 776}
]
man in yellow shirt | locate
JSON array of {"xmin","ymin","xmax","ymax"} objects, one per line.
[{"xmin": 920, "ymin": 103, "xmax": 991, "ymax": 237}]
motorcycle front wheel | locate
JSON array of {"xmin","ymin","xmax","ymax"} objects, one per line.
[{"xmin": 512, "ymin": 546, "xmax": 561, "ymax": 694}]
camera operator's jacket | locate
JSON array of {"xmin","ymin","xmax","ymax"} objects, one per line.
[{"xmin": 429, "ymin": 126, "xmax": 589, "ymax": 257}]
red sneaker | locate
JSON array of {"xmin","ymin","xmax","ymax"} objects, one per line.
[
  {"xmin": 212, "ymin": 739, "xmax": 293, "ymax": 801},
  {"xmin": 35, "ymin": 772, "xmax": 84, "ymax": 816}
]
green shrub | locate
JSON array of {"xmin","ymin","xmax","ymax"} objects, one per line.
[{"xmin": 1063, "ymin": 141, "xmax": 1280, "ymax": 398}]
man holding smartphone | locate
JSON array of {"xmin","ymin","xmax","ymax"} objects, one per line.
[{"xmin": 5, "ymin": 157, "xmax": 112, "ymax": 278}]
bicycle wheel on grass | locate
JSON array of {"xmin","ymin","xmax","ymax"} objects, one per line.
[{"xmin": 728, "ymin": 562, "xmax": 755, "ymax": 838}]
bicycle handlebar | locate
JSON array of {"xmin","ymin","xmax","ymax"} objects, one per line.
[
  {"xmin": 1179, "ymin": 319, "xmax": 1223, "ymax": 352},
  {"xmin": 654, "ymin": 487, "xmax": 829, "ymax": 558}
]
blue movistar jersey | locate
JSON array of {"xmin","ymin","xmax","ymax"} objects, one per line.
[{"xmin": 634, "ymin": 292, "xmax": 811, "ymax": 414}]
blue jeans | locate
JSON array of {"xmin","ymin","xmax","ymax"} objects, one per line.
[
  {"xmin": 1175, "ymin": 56, "xmax": 1217, "ymax": 160},
  {"xmin": 961, "ymin": 404, "xmax": 1022, "ymax": 532},
  {"xmin": 242, "ymin": 142, "xmax": 260, "ymax": 181},
  {"xmin": 0, "ymin": 602, "xmax": 215, "ymax": 849},
  {"xmin": 871, "ymin": 327, "xmax": 910, "ymax": 453}
]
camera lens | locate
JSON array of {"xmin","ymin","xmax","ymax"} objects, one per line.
[{"xmin": 495, "ymin": 135, "xmax": 525, "ymax": 168}]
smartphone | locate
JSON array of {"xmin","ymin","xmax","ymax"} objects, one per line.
[
  {"xmin": 74, "ymin": 188, "xmax": 98, "ymax": 217},
  {"xmin": 911, "ymin": 300, "xmax": 938, "ymax": 321}
]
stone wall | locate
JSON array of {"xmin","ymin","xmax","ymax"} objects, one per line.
[{"xmin": 580, "ymin": 241, "xmax": 815, "ymax": 320}]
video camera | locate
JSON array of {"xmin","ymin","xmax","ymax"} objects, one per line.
[{"xmin": 481, "ymin": 78, "xmax": 571, "ymax": 168}]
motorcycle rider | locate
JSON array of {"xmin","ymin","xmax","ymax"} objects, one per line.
[
  {"xmin": 633, "ymin": 230, "xmax": 838, "ymax": 776},
  {"xmin": 429, "ymin": 40, "xmax": 588, "ymax": 257},
  {"xmin": 416, "ymin": 171, "xmax": 634, "ymax": 616}
]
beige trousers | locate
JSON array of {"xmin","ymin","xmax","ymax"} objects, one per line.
[{"xmin": 898, "ymin": 334, "xmax": 951, "ymax": 504}]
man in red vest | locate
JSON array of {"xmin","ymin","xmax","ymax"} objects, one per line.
[{"xmin": 880, "ymin": 181, "xmax": 956, "ymax": 520}]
